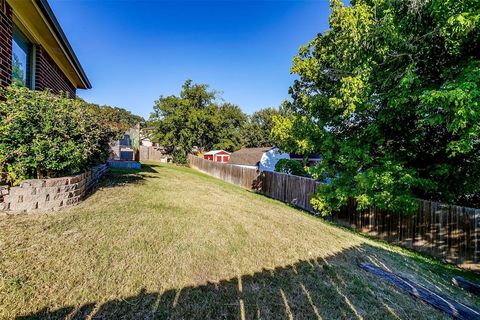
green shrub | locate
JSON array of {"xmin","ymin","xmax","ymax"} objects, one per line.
[
  {"xmin": 275, "ymin": 159, "xmax": 308, "ymax": 177},
  {"xmin": 0, "ymin": 86, "xmax": 116, "ymax": 185}
]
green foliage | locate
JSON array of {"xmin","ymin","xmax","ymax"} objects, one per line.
[
  {"xmin": 150, "ymin": 81, "xmax": 292, "ymax": 163},
  {"xmin": 149, "ymin": 80, "xmax": 247, "ymax": 163},
  {"xmin": 274, "ymin": 0, "xmax": 480, "ymax": 215},
  {"xmin": 11, "ymin": 53, "xmax": 25, "ymax": 87},
  {"xmin": 214, "ymin": 103, "xmax": 247, "ymax": 151},
  {"xmin": 0, "ymin": 86, "xmax": 139, "ymax": 185},
  {"xmin": 241, "ymin": 107, "xmax": 285, "ymax": 148},
  {"xmin": 275, "ymin": 159, "xmax": 308, "ymax": 177},
  {"xmin": 418, "ymin": 61, "xmax": 480, "ymax": 157},
  {"xmin": 83, "ymin": 101, "xmax": 144, "ymax": 141}
]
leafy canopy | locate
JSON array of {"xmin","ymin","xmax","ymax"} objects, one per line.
[
  {"xmin": 275, "ymin": 159, "xmax": 308, "ymax": 177},
  {"xmin": 150, "ymin": 80, "xmax": 291, "ymax": 163},
  {"xmin": 241, "ymin": 106, "xmax": 288, "ymax": 148},
  {"xmin": 88, "ymin": 103, "xmax": 144, "ymax": 140},
  {"xmin": 149, "ymin": 80, "xmax": 248, "ymax": 163},
  {"xmin": 0, "ymin": 87, "xmax": 141, "ymax": 184},
  {"xmin": 273, "ymin": 0, "xmax": 480, "ymax": 214}
]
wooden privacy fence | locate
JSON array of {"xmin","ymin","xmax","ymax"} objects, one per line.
[
  {"xmin": 188, "ymin": 155, "xmax": 480, "ymax": 269},
  {"xmin": 189, "ymin": 155, "xmax": 321, "ymax": 207},
  {"xmin": 139, "ymin": 146, "xmax": 171, "ymax": 163},
  {"xmin": 336, "ymin": 199, "xmax": 480, "ymax": 268},
  {"xmin": 256, "ymin": 171, "xmax": 321, "ymax": 213},
  {"xmin": 188, "ymin": 154, "xmax": 258, "ymax": 189}
]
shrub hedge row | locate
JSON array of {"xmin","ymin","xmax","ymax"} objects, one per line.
[{"xmin": 0, "ymin": 86, "xmax": 138, "ymax": 185}]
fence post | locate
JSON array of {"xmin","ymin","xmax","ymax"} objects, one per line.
[
  {"xmin": 187, "ymin": 154, "xmax": 479, "ymax": 270},
  {"xmin": 474, "ymin": 209, "xmax": 480, "ymax": 264}
]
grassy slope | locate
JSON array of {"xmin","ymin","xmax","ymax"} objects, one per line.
[{"xmin": 0, "ymin": 162, "xmax": 478, "ymax": 319}]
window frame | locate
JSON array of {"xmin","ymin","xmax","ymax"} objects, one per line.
[{"xmin": 12, "ymin": 24, "xmax": 35, "ymax": 89}]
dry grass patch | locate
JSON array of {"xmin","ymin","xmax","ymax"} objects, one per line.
[{"xmin": 0, "ymin": 162, "xmax": 478, "ymax": 319}]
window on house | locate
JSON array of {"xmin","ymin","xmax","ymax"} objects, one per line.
[{"xmin": 12, "ymin": 27, "xmax": 32, "ymax": 88}]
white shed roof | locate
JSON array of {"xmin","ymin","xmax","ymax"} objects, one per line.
[{"xmin": 204, "ymin": 150, "xmax": 230, "ymax": 155}]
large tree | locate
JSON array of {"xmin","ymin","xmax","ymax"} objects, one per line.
[
  {"xmin": 215, "ymin": 103, "xmax": 247, "ymax": 151},
  {"xmin": 150, "ymin": 80, "xmax": 247, "ymax": 163},
  {"xmin": 84, "ymin": 102, "xmax": 144, "ymax": 140},
  {"xmin": 273, "ymin": 0, "xmax": 480, "ymax": 214},
  {"xmin": 241, "ymin": 107, "xmax": 287, "ymax": 148}
]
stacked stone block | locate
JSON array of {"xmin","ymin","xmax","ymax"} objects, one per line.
[{"xmin": 0, "ymin": 164, "xmax": 107, "ymax": 214}]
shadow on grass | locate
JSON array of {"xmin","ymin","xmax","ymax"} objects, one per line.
[
  {"xmin": 15, "ymin": 244, "xmax": 478, "ymax": 320},
  {"xmin": 100, "ymin": 164, "xmax": 161, "ymax": 189}
]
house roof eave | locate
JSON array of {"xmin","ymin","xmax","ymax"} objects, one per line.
[
  {"xmin": 8, "ymin": 0, "xmax": 92, "ymax": 89},
  {"xmin": 35, "ymin": 0, "xmax": 91, "ymax": 89}
]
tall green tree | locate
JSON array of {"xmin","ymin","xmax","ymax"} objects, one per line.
[
  {"xmin": 241, "ymin": 107, "xmax": 286, "ymax": 148},
  {"xmin": 273, "ymin": 0, "xmax": 480, "ymax": 214},
  {"xmin": 214, "ymin": 103, "xmax": 247, "ymax": 151},
  {"xmin": 85, "ymin": 102, "xmax": 144, "ymax": 140},
  {"xmin": 150, "ymin": 80, "xmax": 247, "ymax": 163}
]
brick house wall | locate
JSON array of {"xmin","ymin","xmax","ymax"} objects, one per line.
[
  {"xmin": 35, "ymin": 46, "xmax": 76, "ymax": 96},
  {"xmin": 0, "ymin": 0, "xmax": 12, "ymax": 88},
  {"xmin": 0, "ymin": 0, "xmax": 76, "ymax": 97}
]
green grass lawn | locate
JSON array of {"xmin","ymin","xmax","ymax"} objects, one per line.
[{"xmin": 1, "ymin": 162, "xmax": 479, "ymax": 319}]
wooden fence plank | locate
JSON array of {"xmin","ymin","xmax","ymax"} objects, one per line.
[{"xmin": 188, "ymin": 155, "xmax": 479, "ymax": 269}]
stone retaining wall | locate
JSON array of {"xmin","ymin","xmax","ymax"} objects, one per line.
[{"xmin": 0, "ymin": 164, "xmax": 108, "ymax": 214}]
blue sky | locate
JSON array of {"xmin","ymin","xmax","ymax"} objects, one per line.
[{"xmin": 49, "ymin": 1, "xmax": 331, "ymax": 119}]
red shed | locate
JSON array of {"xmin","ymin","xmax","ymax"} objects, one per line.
[{"xmin": 203, "ymin": 150, "xmax": 230, "ymax": 163}]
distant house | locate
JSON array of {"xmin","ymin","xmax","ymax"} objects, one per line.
[
  {"xmin": 110, "ymin": 131, "xmax": 135, "ymax": 161},
  {"xmin": 140, "ymin": 127, "xmax": 157, "ymax": 147},
  {"xmin": 110, "ymin": 124, "xmax": 144, "ymax": 161},
  {"xmin": 0, "ymin": 0, "xmax": 91, "ymax": 95},
  {"xmin": 140, "ymin": 138, "xmax": 153, "ymax": 147},
  {"xmin": 204, "ymin": 150, "xmax": 230, "ymax": 163},
  {"xmin": 229, "ymin": 147, "xmax": 290, "ymax": 171}
]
